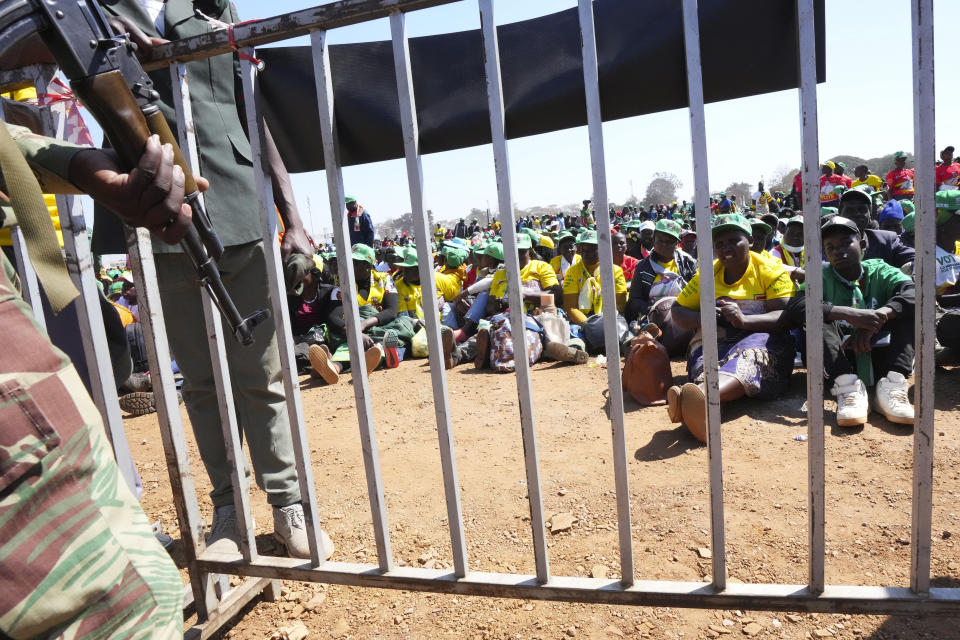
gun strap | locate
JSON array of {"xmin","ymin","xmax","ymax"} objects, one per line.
[{"xmin": 0, "ymin": 123, "xmax": 78, "ymax": 313}]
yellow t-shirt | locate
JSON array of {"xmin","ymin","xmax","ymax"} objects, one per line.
[
  {"xmin": 435, "ymin": 271, "xmax": 463, "ymax": 302},
  {"xmin": 562, "ymin": 260, "xmax": 627, "ymax": 314},
  {"xmin": 677, "ymin": 252, "xmax": 795, "ymax": 315},
  {"xmin": 395, "ymin": 275, "xmax": 423, "ymax": 319},
  {"xmin": 549, "ymin": 253, "xmax": 582, "ymax": 281},
  {"xmin": 357, "ymin": 271, "xmax": 393, "ymax": 307},
  {"xmin": 851, "ymin": 174, "xmax": 883, "ymax": 191},
  {"xmin": 489, "ymin": 260, "xmax": 558, "ymax": 299}
]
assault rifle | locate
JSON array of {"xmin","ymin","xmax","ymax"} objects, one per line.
[{"xmin": 0, "ymin": 0, "xmax": 269, "ymax": 344}]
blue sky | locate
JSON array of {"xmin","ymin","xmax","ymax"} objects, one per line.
[{"xmin": 95, "ymin": 1, "xmax": 960, "ymax": 238}]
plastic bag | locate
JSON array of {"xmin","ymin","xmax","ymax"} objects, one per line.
[{"xmin": 411, "ymin": 326, "xmax": 429, "ymax": 357}]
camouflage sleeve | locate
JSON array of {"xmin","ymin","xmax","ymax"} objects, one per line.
[{"xmin": 4, "ymin": 122, "xmax": 89, "ymax": 194}]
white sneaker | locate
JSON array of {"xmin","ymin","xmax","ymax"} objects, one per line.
[
  {"xmin": 273, "ymin": 502, "xmax": 335, "ymax": 560},
  {"xmin": 205, "ymin": 504, "xmax": 240, "ymax": 555},
  {"xmin": 875, "ymin": 371, "xmax": 915, "ymax": 425},
  {"xmin": 832, "ymin": 373, "xmax": 869, "ymax": 427}
]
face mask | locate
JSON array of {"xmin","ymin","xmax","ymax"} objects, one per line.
[{"xmin": 781, "ymin": 242, "xmax": 804, "ymax": 253}]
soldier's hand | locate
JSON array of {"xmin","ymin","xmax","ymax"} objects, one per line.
[{"xmin": 69, "ymin": 134, "xmax": 208, "ymax": 244}]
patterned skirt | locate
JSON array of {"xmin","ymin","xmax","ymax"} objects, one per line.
[{"xmin": 687, "ymin": 330, "xmax": 795, "ymax": 399}]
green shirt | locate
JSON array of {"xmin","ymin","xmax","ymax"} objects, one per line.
[{"xmin": 821, "ymin": 258, "xmax": 911, "ymax": 310}]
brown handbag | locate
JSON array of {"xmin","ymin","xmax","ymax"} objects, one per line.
[{"xmin": 622, "ymin": 325, "xmax": 672, "ymax": 406}]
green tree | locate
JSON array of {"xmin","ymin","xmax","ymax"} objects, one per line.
[{"xmin": 642, "ymin": 172, "xmax": 682, "ymax": 208}]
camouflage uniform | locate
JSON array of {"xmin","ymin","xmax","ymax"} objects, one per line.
[{"xmin": 0, "ymin": 125, "xmax": 182, "ymax": 638}]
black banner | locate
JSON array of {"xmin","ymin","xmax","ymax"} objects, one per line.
[{"xmin": 257, "ymin": 0, "xmax": 826, "ymax": 174}]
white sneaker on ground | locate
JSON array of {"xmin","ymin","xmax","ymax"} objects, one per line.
[
  {"xmin": 832, "ymin": 373, "xmax": 869, "ymax": 427},
  {"xmin": 273, "ymin": 502, "xmax": 335, "ymax": 560},
  {"xmin": 875, "ymin": 371, "xmax": 915, "ymax": 425},
  {"xmin": 205, "ymin": 504, "xmax": 240, "ymax": 555}
]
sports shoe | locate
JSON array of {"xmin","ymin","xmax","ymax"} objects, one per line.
[
  {"xmin": 273, "ymin": 502, "xmax": 335, "ymax": 560},
  {"xmin": 441, "ymin": 326, "xmax": 456, "ymax": 370},
  {"xmin": 666, "ymin": 385, "xmax": 683, "ymax": 423},
  {"xmin": 543, "ymin": 341, "xmax": 588, "ymax": 364},
  {"xmin": 680, "ymin": 383, "xmax": 707, "ymax": 444},
  {"xmin": 364, "ymin": 344, "xmax": 383, "ymax": 374},
  {"xmin": 382, "ymin": 330, "xmax": 401, "ymax": 369},
  {"xmin": 205, "ymin": 504, "xmax": 240, "ymax": 555},
  {"xmin": 119, "ymin": 391, "xmax": 156, "ymax": 416},
  {"xmin": 308, "ymin": 343, "xmax": 339, "ymax": 385},
  {"xmin": 875, "ymin": 371, "xmax": 914, "ymax": 425},
  {"xmin": 474, "ymin": 326, "xmax": 490, "ymax": 369},
  {"xmin": 832, "ymin": 373, "xmax": 869, "ymax": 427}
]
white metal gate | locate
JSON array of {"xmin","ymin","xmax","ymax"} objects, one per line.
[{"xmin": 4, "ymin": 0, "xmax": 954, "ymax": 637}]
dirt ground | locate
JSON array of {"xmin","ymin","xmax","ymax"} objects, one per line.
[{"xmin": 125, "ymin": 353, "xmax": 960, "ymax": 640}]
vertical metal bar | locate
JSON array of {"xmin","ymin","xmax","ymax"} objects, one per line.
[
  {"xmin": 389, "ymin": 9, "xmax": 468, "ymax": 579},
  {"xmin": 31, "ymin": 73, "xmax": 138, "ymax": 496},
  {"xmin": 306, "ymin": 35, "xmax": 393, "ymax": 572},
  {"xmin": 909, "ymin": 0, "xmax": 935, "ymax": 596},
  {"xmin": 127, "ymin": 227, "xmax": 218, "ymax": 618},
  {"xmin": 576, "ymin": 0, "xmax": 634, "ymax": 587},
  {"xmin": 171, "ymin": 63, "xmax": 257, "ymax": 562},
  {"xmin": 238, "ymin": 53, "xmax": 326, "ymax": 566},
  {"xmin": 9, "ymin": 226, "xmax": 46, "ymax": 331},
  {"xmin": 795, "ymin": 0, "xmax": 825, "ymax": 595},
  {"xmin": 681, "ymin": 0, "xmax": 726, "ymax": 591},
  {"xmin": 478, "ymin": 0, "xmax": 550, "ymax": 584}
]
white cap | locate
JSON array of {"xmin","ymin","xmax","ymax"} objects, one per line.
[{"xmin": 640, "ymin": 221, "xmax": 656, "ymax": 232}]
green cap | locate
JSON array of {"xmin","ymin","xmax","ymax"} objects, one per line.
[
  {"xmin": 515, "ymin": 234, "xmax": 533, "ymax": 250},
  {"xmin": 901, "ymin": 200, "xmax": 915, "ymax": 215},
  {"xmin": 748, "ymin": 218, "xmax": 772, "ymax": 236},
  {"xmin": 936, "ymin": 189, "xmax": 960, "ymax": 225},
  {"xmin": 557, "ymin": 230, "xmax": 575, "ymax": 244},
  {"xmin": 351, "ymin": 243, "xmax": 375, "ymax": 265},
  {"xmin": 837, "ymin": 161, "xmax": 846, "ymax": 170},
  {"xmin": 655, "ymin": 218, "xmax": 683, "ymax": 241},
  {"xmin": 711, "ymin": 213, "xmax": 753, "ymax": 237},
  {"xmin": 820, "ymin": 206, "xmax": 839, "ymax": 217},
  {"xmin": 345, "ymin": 195, "xmax": 357, "ymax": 204},
  {"xmin": 901, "ymin": 212, "xmax": 915, "ymax": 233},
  {"xmin": 394, "ymin": 247, "xmax": 419, "ymax": 268},
  {"xmin": 893, "ymin": 151, "xmax": 908, "ymax": 159},
  {"xmin": 623, "ymin": 220, "xmax": 642, "ymax": 229},
  {"xmin": 521, "ymin": 227, "xmax": 541, "ymax": 244},
  {"xmin": 109, "ymin": 281, "xmax": 123, "ymax": 294},
  {"xmin": 576, "ymin": 229, "xmax": 599, "ymax": 245},
  {"xmin": 441, "ymin": 245, "xmax": 469, "ymax": 267},
  {"xmin": 483, "ymin": 242, "xmax": 505, "ymax": 262}
]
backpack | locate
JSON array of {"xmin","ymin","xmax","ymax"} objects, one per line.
[{"xmin": 622, "ymin": 325, "xmax": 672, "ymax": 406}]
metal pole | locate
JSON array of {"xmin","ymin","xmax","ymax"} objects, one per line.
[
  {"xmin": 909, "ymin": 0, "xmax": 935, "ymax": 596},
  {"xmin": 577, "ymin": 0, "xmax": 634, "ymax": 587},
  {"xmin": 478, "ymin": 0, "xmax": 550, "ymax": 584},
  {"xmin": 389, "ymin": 8, "xmax": 468, "ymax": 578},
  {"xmin": 307, "ymin": 32, "xmax": 393, "ymax": 572},
  {"xmin": 681, "ymin": 0, "xmax": 726, "ymax": 591},
  {"xmin": 795, "ymin": 0, "xmax": 825, "ymax": 595}
]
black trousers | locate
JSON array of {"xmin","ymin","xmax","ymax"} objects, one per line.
[
  {"xmin": 822, "ymin": 315, "xmax": 915, "ymax": 385},
  {"xmin": 937, "ymin": 309, "xmax": 960, "ymax": 352}
]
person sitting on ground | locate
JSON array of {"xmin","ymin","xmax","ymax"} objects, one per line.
[
  {"xmin": 769, "ymin": 215, "xmax": 805, "ymax": 276},
  {"xmin": 308, "ymin": 243, "xmax": 405, "ymax": 384},
  {"xmin": 839, "ymin": 186, "xmax": 914, "ymax": 268},
  {"xmin": 922, "ymin": 191, "xmax": 960, "ymax": 365},
  {"xmin": 878, "ymin": 199, "xmax": 905, "ymax": 235},
  {"xmin": 442, "ymin": 242, "xmax": 509, "ymax": 368},
  {"xmin": 626, "ymin": 219, "xmax": 697, "ymax": 357},
  {"xmin": 612, "ymin": 230, "xmax": 639, "ymax": 282},
  {"xmin": 749, "ymin": 218, "xmax": 775, "ymax": 261},
  {"xmin": 779, "ymin": 216, "xmax": 916, "ymax": 427},
  {"xmin": 550, "ymin": 231, "xmax": 581, "ymax": 284},
  {"xmin": 680, "ymin": 229, "xmax": 698, "ymax": 259},
  {"xmin": 561, "ymin": 229, "xmax": 628, "ymax": 353},
  {"xmin": 666, "ymin": 213, "xmax": 797, "ymax": 443}
]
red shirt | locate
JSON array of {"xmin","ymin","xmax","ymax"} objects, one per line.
[
  {"xmin": 819, "ymin": 174, "xmax": 844, "ymax": 202},
  {"xmin": 792, "ymin": 171, "xmax": 803, "ymax": 192},
  {"xmin": 936, "ymin": 162, "xmax": 960, "ymax": 189},
  {"xmin": 619, "ymin": 254, "xmax": 639, "ymax": 282},
  {"xmin": 838, "ymin": 174, "xmax": 852, "ymax": 188},
  {"xmin": 885, "ymin": 168, "xmax": 915, "ymax": 196}
]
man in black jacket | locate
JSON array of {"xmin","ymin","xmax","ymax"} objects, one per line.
[{"xmin": 840, "ymin": 187, "xmax": 915, "ymax": 268}]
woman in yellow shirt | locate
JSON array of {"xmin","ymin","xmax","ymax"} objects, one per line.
[
  {"xmin": 486, "ymin": 234, "xmax": 561, "ymax": 315},
  {"xmin": 561, "ymin": 229, "xmax": 627, "ymax": 325},
  {"xmin": 668, "ymin": 214, "xmax": 797, "ymax": 442},
  {"xmin": 549, "ymin": 232, "xmax": 581, "ymax": 283}
]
